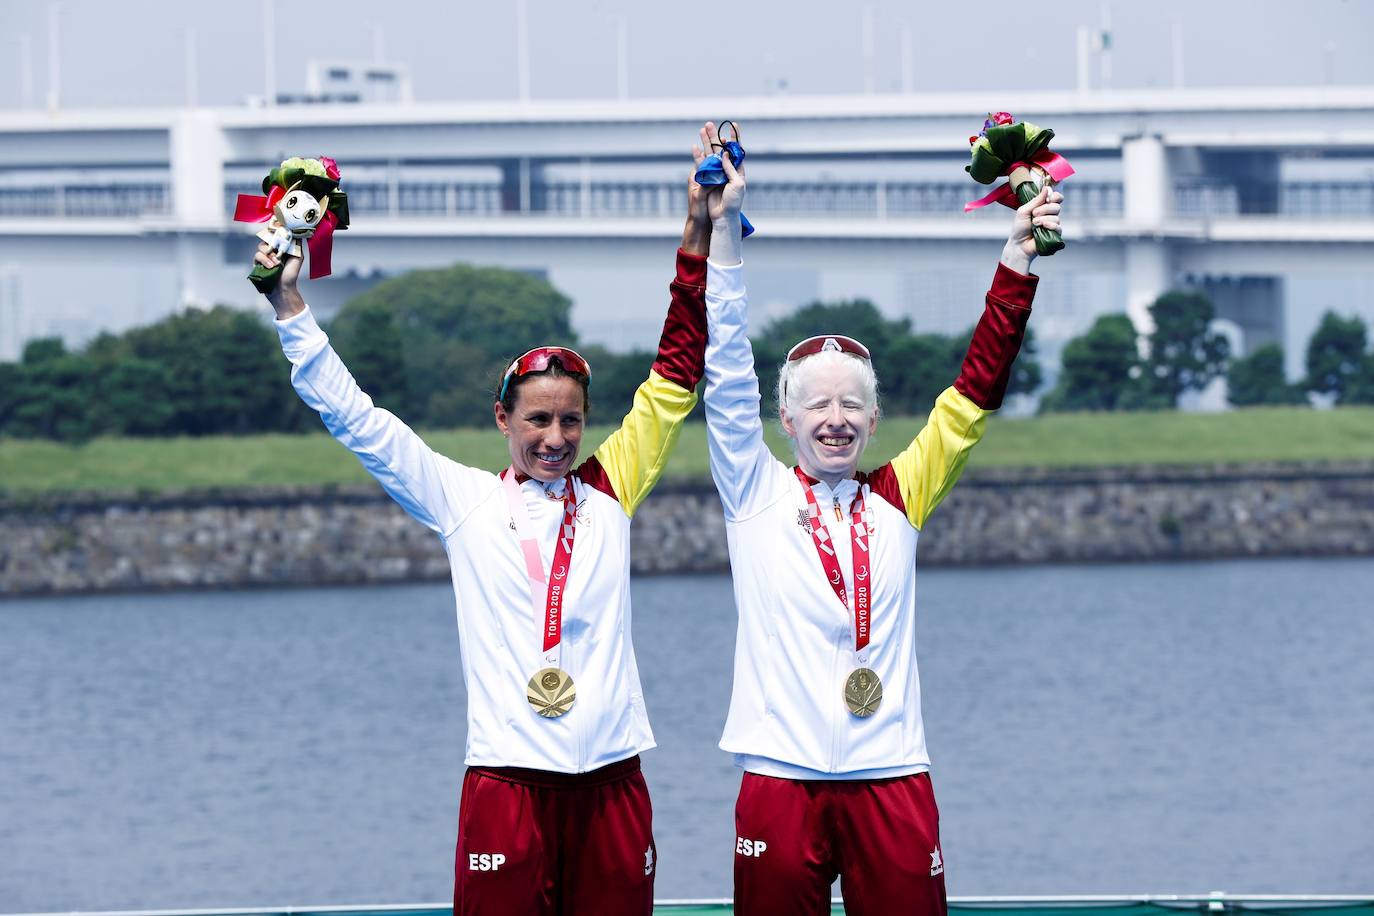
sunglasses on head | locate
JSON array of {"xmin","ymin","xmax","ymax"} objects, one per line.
[
  {"xmin": 785, "ymin": 334, "xmax": 872, "ymax": 363},
  {"xmin": 499, "ymin": 346, "xmax": 592, "ymax": 401}
]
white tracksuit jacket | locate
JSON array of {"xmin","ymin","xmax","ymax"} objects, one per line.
[
  {"xmin": 274, "ymin": 250, "xmax": 708, "ymax": 774},
  {"xmin": 703, "ymin": 258, "xmax": 1037, "ymax": 779}
]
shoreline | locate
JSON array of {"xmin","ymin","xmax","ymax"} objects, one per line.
[{"xmin": 5, "ymin": 460, "xmax": 1373, "ymax": 597}]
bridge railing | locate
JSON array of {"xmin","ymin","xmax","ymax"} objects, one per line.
[
  {"xmin": 332, "ymin": 180, "xmax": 1128, "ymax": 219},
  {"xmin": 3, "ymin": 180, "xmax": 1370, "ymax": 222},
  {"xmin": 1279, "ymin": 181, "xmax": 1374, "ymax": 217},
  {"xmin": 0, "ymin": 184, "xmax": 170, "ymax": 218},
  {"xmin": 1173, "ymin": 180, "xmax": 1374, "ymax": 217}
]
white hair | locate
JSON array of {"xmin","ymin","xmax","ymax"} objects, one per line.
[{"xmin": 775, "ymin": 350, "xmax": 881, "ymax": 432}]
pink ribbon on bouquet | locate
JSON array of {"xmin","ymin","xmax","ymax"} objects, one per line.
[
  {"xmin": 964, "ymin": 149, "xmax": 1076, "ymax": 212},
  {"xmin": 233, "ymin": 184, "xmax": 285, "ymax": 223},
  {"xmin": 232, "ymin": 185, "xmax": 338, "ymax": 280},
  {"xmin": 305, "ymin": 212, "xmax": 338, "ymax": 280}
]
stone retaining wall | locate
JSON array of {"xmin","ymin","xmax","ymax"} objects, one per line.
[{"xmin": 3, "ymin": 462, "xmax": 1373, "ymax": 596}]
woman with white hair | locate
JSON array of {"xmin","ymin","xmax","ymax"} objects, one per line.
[{"xmin": 699, "ymin": 122, "xmax": 1063, "ymax": 915}]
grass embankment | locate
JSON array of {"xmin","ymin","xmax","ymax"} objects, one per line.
[{"xmin": 3, "ymin": 406, "xmax": 1373, "ymax": 495}]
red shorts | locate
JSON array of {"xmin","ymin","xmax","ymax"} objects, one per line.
[
  {"xmin": 733, "ymin": 770, "xmax": 947, "ymax": 916},
  {"xmin": 453, "ymin": 755, "xmax": 656, "ymax": 916}
]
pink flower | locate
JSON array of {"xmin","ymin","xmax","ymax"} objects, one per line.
[
  {"xmin": 320, "ymin": 155, "xmax": 341, "ymax": 181},
  {"xmin": 991, "ymin": 111, "xmax": 1014, "ymax": 125}
]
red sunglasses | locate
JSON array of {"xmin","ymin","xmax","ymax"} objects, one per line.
[
  {"xmin": 499, "ymin": 346, "xmax": 592, "ymax": 401},
  {"xmin": 785, "ymin": 334, "xmax": 872, "ymax": 362}
]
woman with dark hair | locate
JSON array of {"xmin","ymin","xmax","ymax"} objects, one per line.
[
  {"xmin": 253, "ymin": 129, "xmax": 716, "ymax": 916},
  {"xmin": 699, "ymin": 122, "xmax": 1064, "ymax": 915}
]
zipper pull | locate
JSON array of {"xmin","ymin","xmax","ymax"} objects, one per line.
[{"xmin": 833, "ymin": 496, "xmax": 843, "ymax": 521}]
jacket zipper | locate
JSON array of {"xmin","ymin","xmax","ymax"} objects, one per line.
[{"xmin": 830, "ymin": 489, "xmax": 845, "ymax": 771}]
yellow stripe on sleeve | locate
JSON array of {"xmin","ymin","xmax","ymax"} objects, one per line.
[
  {"xmin": 592, "ymin": 369, "xmax": 698, "ymax": 518},
  {"xmin": 890, "ymin": 386, "xmax": 990, "ymax": 530}
]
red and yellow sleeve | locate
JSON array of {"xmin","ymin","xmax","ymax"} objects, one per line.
[
  {"xmin": 578, "ymin": 249, "xmax": 708, "ymax": 517},
  {"xmin": 866, "ymin": 262, "xmax": 1036, "ymax": 529}
]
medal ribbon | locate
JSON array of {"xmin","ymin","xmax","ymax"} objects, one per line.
[
  {"xmin": 794, "ymin": 467, "xmax": 871, "ymax": 655},
  {"xmin": 502, "ymin": 469, "xmax": 578, "ymax": 665}
]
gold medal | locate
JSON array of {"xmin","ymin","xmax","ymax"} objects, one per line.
[
  {"xmin": 844, "ymin": 667, "xmax": 882, "ymax": 718},
  {"xmin": 527, "ymin": 666, "xmax": 576, "ymax": 718}
]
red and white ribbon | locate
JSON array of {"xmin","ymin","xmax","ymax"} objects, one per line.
[
  {"xmin": 502, "ymin": 469, "xmax": 578, "ymax": 668},
  {"xmin": 795, "ymin": 468, "xmax": 872, "ymax": 659}
]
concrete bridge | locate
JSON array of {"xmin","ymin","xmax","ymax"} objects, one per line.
[{"xmin": 2, "ymin": 86, "xmax": 1372, "ymax": 373}]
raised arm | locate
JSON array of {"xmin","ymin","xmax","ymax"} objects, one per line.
[
  {"xmin": 869, "ymin": 185, "xmax": 1061, "ymax": 529},
  {"xmin": 258, "ymin": 243, "xmax": 472, "ymax": 536},
  {"xmin": 576, "ymin": 140, "xmax": 713, "ymax": 517},
  {"xmin": 697, "ymin": 122, "xmax": 785, "ymax": 520}
]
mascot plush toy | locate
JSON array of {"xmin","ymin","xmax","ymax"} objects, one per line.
[{"xmin": 234, "ymin": 156, "xmax": 350, "ymax": 293}]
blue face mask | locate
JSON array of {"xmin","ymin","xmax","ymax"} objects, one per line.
[{"xmin": 693, "ymin": 129, "xmax": 756, "ymax": 238}]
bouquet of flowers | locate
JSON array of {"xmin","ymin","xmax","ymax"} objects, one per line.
[
  {"xmin": 964, "ymin": 112, "xmax": 1073, "ymax": 256},
  {"xmin": 234, "ymin": 156, "xmax": 350, "ymax": 293}
]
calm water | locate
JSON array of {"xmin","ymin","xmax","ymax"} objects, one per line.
[{"xmin": 2, "ymin": 559, "xmax": 1372, "ymax": 911}]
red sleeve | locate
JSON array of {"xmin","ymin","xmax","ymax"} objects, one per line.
[
  {"xmin": 952, "ymin": 262, "xmax": 1038, "ymax": 410},
  {"xmin": 575, "ymin": 455, "xmax": 618, "ymax": 502},
  {"xmin": 860, "ymin": 463, "xmax": 906, "ymax": 516},
  {"xmin": 650, "ymin": 248, "xmax": 708, "ymax": 389}
]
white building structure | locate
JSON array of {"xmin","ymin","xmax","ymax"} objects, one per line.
[{"xmin": 1, "ymin": 87, "xmax": 1373, "ymax": 377}]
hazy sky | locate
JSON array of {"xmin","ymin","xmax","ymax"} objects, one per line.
[{"xmin": 2, "ymin": 0, "xmax": 1373, "ymax": 110}]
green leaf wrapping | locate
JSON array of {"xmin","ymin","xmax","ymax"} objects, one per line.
[
  {"xmin": 327, "ymin": 189, "xmax": 350, "ymax": 230},
  {"xmin": 247, "ymin": 260, "xmax": 284, "ymax": 294},
  {"xmin": 279, "ymin": 166, "xmax": 306, "ymax": 191},
  {"xmin": 296, "ymin": 174, "xmax": 339, "ymax": 202},
  {"xmin": 1013, "ymin": 175, "xmax": 1064, "ymax": 256},
  {"xmin": 260, "ymin": 167, "xmax": 284, "ymax": 195},
  {"xmin": 966, "ymin": 121, "xmax": 1057, "ymax": 184}
]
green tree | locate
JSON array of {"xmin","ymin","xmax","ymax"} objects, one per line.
[
  {"xmin": 0, "ymin": 362, "xmax": 20, "ymax": 432},
  {"xmin": 89, "ymin": 359, "xmax": 178, "ymax": 435},
  {"xmin": 21, "ymin": 337, "xmax": 68, "ymax": 364},
  {"xmin": 5, "ymin": 338, "xmax": 96, "ymax": 441},
  {"xmin": 329, "ymin": 303, "xmax": 410, "ymax": 415},
  {"xmin": 746, "ymin": 297, "xmax": 1044, "ymax": 417},
  {"xmin": 1344, "ymin": 354, "xmax": 1374, "ymax": 405},
  {"xmin": 752, "ymin": 299, "xmax": 939, "ymax": 416},
  {"xmin": 1139, "ymin": 291, "xmax": 1230, "ymax": 405},
  {"xmin": 116, "ymin": 306, "xmax": 300, "ymax": 435},
  {"xmin": 1304, "ymin": 311, "xmax": 1368, "ymax": 403},
  {"xmin": 881, "ymin": 332, "xmax": 966, "ymax": 415},
  {"xmin": 1227, "ymin": 343, "xmax": 1305, "ymax": 407},
  {"xmin": 329, "ymin": 263, "xmax": 576, "ymax": 427},
  {"xmin": 578, "ymin": 345, "xmax": 656, "ymax": 423},
  {"xmin": 1009, "ymin": 325, "xmax": 1044, "ymax": 399},
  {"xmin": 747, "ymin": 298, "xmax": 906, "ymax": 411},
  {"xmin": 1040, "ymin": 314, "xmax": 1141, "ymax": 412}
]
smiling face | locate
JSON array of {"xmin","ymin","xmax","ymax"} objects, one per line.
[
  {"xmin": 277, "ymin": 187, "xmax": 326, "ymax": 237},
  {"xmin": 494, "ymin": 375, "xmax": 587, "ymax": 482},
  {"xmin": 779, "ymin": 354, "xmax": 879, "ymax": 485}
]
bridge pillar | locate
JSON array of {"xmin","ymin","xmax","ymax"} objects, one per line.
[
  {"xmin": 170, "ymin": 112, "xmax": 225, "ymax": 226},
  {"xmin": 1125, "ymin": 240, "xmax": 1172, "ymax": 340},
  {"xmin": 1122, "ymin": 134, "xmax": 1171, "ymax": 227},
  {"xmin": 170, "ymin": 112, "xmax": 227, "ymax": 308},
  {"xmin": 1121, "ymin": 134, "xmax": 1175, "ymax": 339}
]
